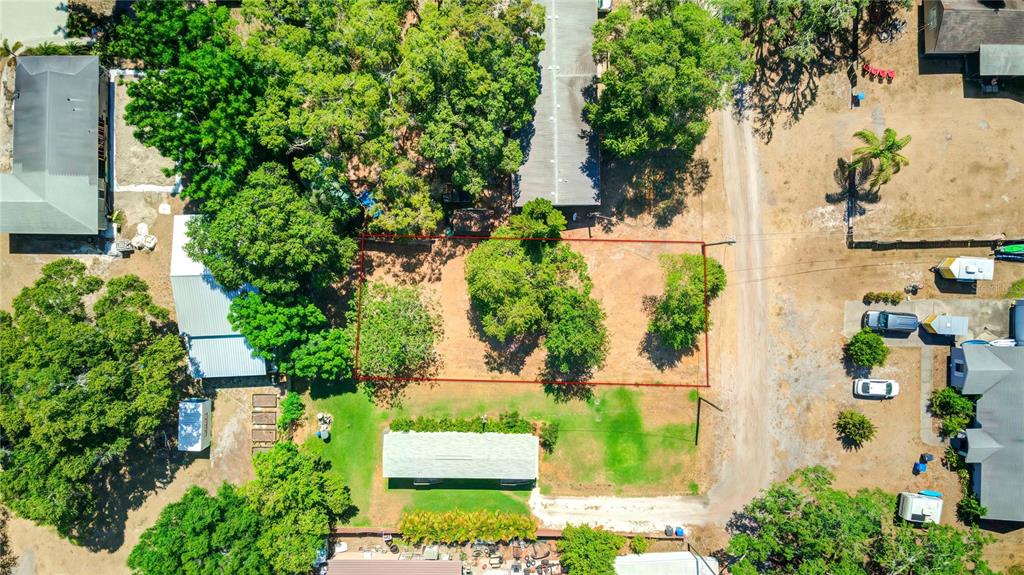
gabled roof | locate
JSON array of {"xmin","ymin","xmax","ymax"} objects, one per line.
[
  {"xmin": 957, "ymin": 346, "xmax": 1013, "ymax": 395},
  {"xmin": 0, "ymin": 56, "xmax": 102, "ymax": 235},
  {"xmin": 516, "ymin": 0, "xmax": 600, "ymax": 207},
  {"xmin": 930, "ymin": 0, "xmax": 1024, "ymax": 53},
  {"xmin": 957, "ymin": 345, "xmax": 1024, "ymax": 522},
  {"xmin": 382, "ymin": 431, "xmax": 539, "ymax": 481}
]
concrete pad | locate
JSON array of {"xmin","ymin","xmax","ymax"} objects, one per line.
[{"xmin": 843, "ymin": 299, "xmax": 1013, "ymax": 347}]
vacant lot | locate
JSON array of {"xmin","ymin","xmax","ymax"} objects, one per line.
[
  {"xmin": 361, "ymin": 238, "xmax": 709, "ymax": 385},
  {"xmin": 303, "ymin": 382, "xmax": 705, "ymax": 527},
  {"xmin": 113, "ymin": 80, "xmax": 177, "ymax": 190}
]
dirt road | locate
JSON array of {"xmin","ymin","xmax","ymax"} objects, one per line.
[{"xmin": 529, "ymin": 107, "xmax": 778, "ymax": 529}]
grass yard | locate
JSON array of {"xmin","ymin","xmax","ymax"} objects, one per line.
[{"xmin": 303, "ymin": 382, "xmax": 701, "ymax": 525}]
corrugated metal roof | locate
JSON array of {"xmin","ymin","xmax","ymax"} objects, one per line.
[
  {"xmin": 516, "ymin": 0, "xmax": 600, "ymax": 207},
  {"xmin": 327, "ymin": 560, "xmax": 462, "ymax": 575},
  {"xmin": 960, "ymin": 346, "xmax": 1024, "ymax": 522},
  {"xmin": 931, "ymin": 0, "xmax": 1024, "ymax": 53},
  {"xmin": 382, "ymin": 432, "xmax": 538, "ymax": 480},
  {"xmin": 615, "ymin": 552, "xmax": 719, "ymax": 575},
  {"xmin": 186, "ymin": 336, "xmax": 267, "ymax": 379},
  {"xmin": 0, "ymin": 56, "xmax": 102, "ymax": 234},
  {"xmin": 980, "ymin": 44, "xmax": 1024, "ymax": 75},
  {"xmin": 170, "ymin": 215, "xmax": 243, "ymax": 336}
]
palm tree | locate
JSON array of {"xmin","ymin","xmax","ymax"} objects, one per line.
[
  {"xmin": 848, "ymin": 128, "xmax": 911, "ymax": 189},
  {"xmin": 1, "ymin": 38, "xmax": 23, "ymax": 69}
]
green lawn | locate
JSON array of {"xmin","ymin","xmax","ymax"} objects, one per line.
[{"xmin": 304, "ymin": 383, "xmax": 698, "ymax": 524}]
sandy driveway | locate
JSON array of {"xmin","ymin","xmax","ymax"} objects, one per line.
[{"xmin": 529, "ymin": 107, "xmax": 780, "ymax": 529}]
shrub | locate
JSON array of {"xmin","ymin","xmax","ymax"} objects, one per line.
[
  {"xmin": 1006, "ymin": 278, "xmax": 1024, "ymax": 299},
  {"xmin": 862, "ymin": 291, "xmax": 903, "ymax": 305},
  {"xmin": 558, "ymin": 525, "xmax": 626, "ymax": 575},
  {"xmin": 398, "ymin": 510, "xmax": 537, "ymax": 544},
  {"xmin": 278, "ymin": 391, "xmax": 304, "ymax": 431},
  {"xmin": 845, "ymin": 328, "xmax": 890, "ymax": 368},
  {"xmin": 648, "ymin": 254, "xmax": 727, "ymax": 350},
  {"xmin": 346, "ymin": 282, "xmax": 442, "ymax": 382},
  {"xmin": 834, "ymin": 410, "xmax": 877, "ymax": 448},
  {"xmin": 688, "ymin": 481, "xmax": 700, "ymax": 495},
  {"xmin": 929, "ymin": 387, "xmax": 974, "ymax": 437},
  {"xmin": 630, "ymin": 535, "xmax": 649, "ymax": 554},
  {"xmin": 540, "ymin": 422, "xmax": 560, "ymax": 454},
  {"xmin": 956, "ymin": 493, "xmax": 987, "ymax": 524},
  {"xmin": 390, "ymin": 412, "xmax": 533, "ymax": 435}
]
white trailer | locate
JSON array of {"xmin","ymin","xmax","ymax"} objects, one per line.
[{"xmin": 898, "ymin": 492, "xmax": 943, "ymax": 524}]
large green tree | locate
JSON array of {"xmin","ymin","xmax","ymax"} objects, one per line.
[
  {"xmin": 127, "ymin": 484, "xmax": 268, "ymax": 575},
  {"xmin": 247, "ymin": 443, "xmax": 355, "ymax": 574},
  {"xmin": 0, "ymin": 260, "xmax": 185, "ymax": 537},
  {"xmin": 648, "ymin": 253, "xmax": 727, "ymax": 350},
  {"xmin": 557, "ymin": 525, "xmax": 626, "ymax": 575},
  {"xmin": 465, "ymin": 200, "xmax": 608, "ymax": 376},
  {"xmin": 186, "ymin": 162, "xmax": 357, "ymax": 296},
  {"xmin": 587, "ymin": 3, "xmax": 752, "ymax": 158},
  {"xmin": 107, "ymin": 0, "xmax": 233, "ymax": 69},
  {"xmin": 121, "ymin": 11, "xmax": 263, "ymax": 210},
  {"xmin": 392, "ymin": 0, "xmax": 545, "ymax": 196},
  {"xmin": 227, "ymin": 293, "xmax": 327, "ymax": 373},
  {"xmin": 727, "ymin": 466, "xmax": 996, "ymax": 575}
]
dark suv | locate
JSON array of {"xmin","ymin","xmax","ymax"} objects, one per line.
[{"xmin": 862, "ymin": 310, "xmax": 919, "ymax": 334}]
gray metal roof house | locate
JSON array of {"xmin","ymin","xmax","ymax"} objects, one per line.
[
  {"xmin": 923, "ymin": 0, "xmax": 1024, "ymax": 56},
  {"xmin": 171, "ymin": 215, "xmax": 267, "ymax": 379},
  {"xmin": 516, "ymin": 0, "xmax": 600, "ymax": 208},
  {"xmin": 0, "ymin": 56, "xmax": 109, "ymax": 235},
  {"xmin": 949, "ymin": 342, "xmax": 1024, "ymax": 522},
  {"xmin": 382, "ymin": 431, "xmax": 539, "ymax": 482}
]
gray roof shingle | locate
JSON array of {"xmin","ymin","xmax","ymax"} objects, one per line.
[
  {"xmin": 382, "ymin": 431, "xmax": 539, "ymax": 481},
  {"xmin": 0, "ymin": 56, "xmax": 104, "ymax": 234},
  {"xmin": 930, "ymin": 0, "xmax": 1024, "ymax": 53}
]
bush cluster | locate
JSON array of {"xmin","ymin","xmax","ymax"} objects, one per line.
[
  {"xmin": 929, "ymin": 387, "xmax": 974, "ymax": 437},
  {"xmin": 278, "ymin": 392, "xmax": 305, "ymax": 432},
  {"xmin": 630, "ymin": 535, "xmax": 650, "ymax": 554},
  {"xmin": 539, "ymin": 422, "xmax": 561, "ymax": 454},
  {"xmin": 648, "ymin": 254, "xmax": 727, "ymax": 350},
  {"xmin": 390, "ymin": 411, "xmax": 533, "ymax": 434},
  {"xmin": 862, "ymin": 291, "xmax": 903, "ymax": 305},
  {"xmin": 834, "ymin": 409, "xmax": 877, "ymax": 448},
  {"xmin": 845, "ymin": 328, "xmax": 890, "ymax": 368},
  {"xmin": 398, "ymin": 510, "xmax": 537, "ymax": 544},
  {"xmin": 943, "ymin": 446, "xmax": 989, "ymax": 524}
]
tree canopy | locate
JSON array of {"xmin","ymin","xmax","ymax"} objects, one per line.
[
  {"xmin": 557, "ymin": 525, "xmax": 626, "ymax": 575},
  {"xmin": 107, "ymin": 0, "xmax": 233, "ymax": 70},
  {"xmin": 0, "ymin": 260, "xmax": 185, "ymax": 537},
  {"xmin": 587, "ymin": 3, "xmax": 752, "ymax": 158},
  {"xmin": 464, "ymin": 200, "xmax": 608, "ymax": 377},
  {"xmin": 247, "ymin": 442, "xmax": 355, "ymax": 574},
  {"xmin": 727, "ymin": 466, "xmax": 996, "ymax": 575},
  {"xmin": 648, "ymin": 254, "xmax": 727, "ymax": 350},
  {"xmin": 127, "ymin": 484, "xmax": 268, "ymax": 575},
  {"xmin": 186, "ymin": 162, "xmax": 357, "ymax": 296}
]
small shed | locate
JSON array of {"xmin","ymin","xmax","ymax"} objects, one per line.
[
  {"xmin": 935, "ymin": 256, "xmax": 994, "ymax": 282},
  {"xmin": 922, "ymin": 314, "xmax": 969, "ymax": 336},
  {"xmin": 178, "ymin": 399, "xmax": 212, "ymax": 452}
]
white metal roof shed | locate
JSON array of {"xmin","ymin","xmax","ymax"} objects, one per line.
[
  {"xmin": 382, "ymin": 431, "xmax": 539, "ymax": 481},
  {"xmin": 615, "ymin": 552, "xmax": 719, "ymax": 575},
  {"xmin": 178, "ymin": 398, "xmax": 212, "ymax": 452},
  {"xmin": 170, "ymin": 215, "xmax": 266, "ymax": 379}
]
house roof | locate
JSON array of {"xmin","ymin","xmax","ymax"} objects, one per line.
[
  {"xmin": 516, "ymin": 0, "xmax": 600, "ymax": 207},
  {"xmin": 326, "ymin": 560, "xmax": 462, "ymax": 575},
  {"xmin": 615, "ymin": 552, "xmax": 720, "ymax": 575},
  {"xmin": 980, "ymin": 44, "xmax": 1024, "ymax": 76},
  {"xmin": 955, "ymin": 345, "xmax": 1024, "ymax": 522},
  {"xmin": 931, "ymin": 0, "xmax": 1024, "ymax": 53},
  {"xmin": 0, "ymin": 56, "xmax": 103, "ymax": 235},
  {"xmin": 382, "ymin": 432, "xmax": 539, "ymax": 480},
  {"xmin": 170, "ymin": 215, "xmax": 267, "ymax": 379},
  {"xmin": 956, "ymin": 345, "xmax": 1013, "ymax": 395}
]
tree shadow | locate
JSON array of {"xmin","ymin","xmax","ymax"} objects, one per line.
[
  {"xmin": 74, "ymin": 438, "xmax": 193, "ymax": 551},
  {"xmin": 639, "ymin": 332, "xmax": 693, "ymax": 371},
  {"xmin": 542, "ymin": 382, "xmax": 594, "ymax": 404},
  {"xmin": 465, "ymin": 303, "xmax": 542, "ymax": 376},
  {"xmin": 598, "ymin": 153, "xmax": 709, "ymax": 231},
  {"xmin": 838, "ymin": 434, "xmax": 867, "ymax": 451},
  {"xmin": 842, "ymin": 354, "xmax": 872, "ymax": 378},
  {"xmin": 826, "ymin": 158, "xmax": 879, "ymax": 219}
]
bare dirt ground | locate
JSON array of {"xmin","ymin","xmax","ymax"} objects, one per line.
[
  {"xmin": 362, "ymin": 239, "xmax": 706, "ymax": 385},
  {"xmin": 113, "ymin": 80, "xmax": 177, "ymax": 189}
]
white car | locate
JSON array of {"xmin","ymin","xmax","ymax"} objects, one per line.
[{"xmin": 853, "ymin": 378, "xmax": 899, "ymax": 399}]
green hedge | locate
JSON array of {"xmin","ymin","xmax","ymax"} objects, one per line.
[
  {"xmin": 398, "ymin": 510, "xmax": 537, "ymax": 543},
  {"xmin": 390, "ymin": 411, "xmax": 533, "ymax": 434}
]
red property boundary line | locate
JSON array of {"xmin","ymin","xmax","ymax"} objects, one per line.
[{"xmin": 354, "ymin": 233, "xmax": 711, "ymax": 389}]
